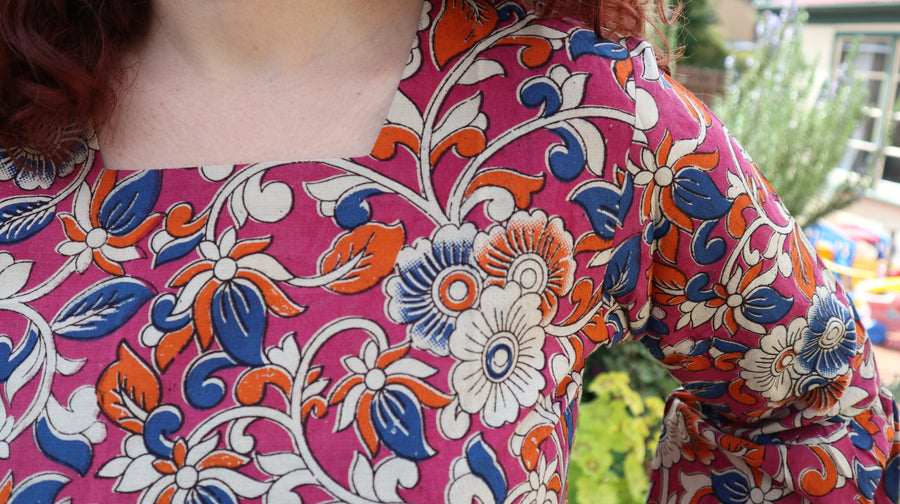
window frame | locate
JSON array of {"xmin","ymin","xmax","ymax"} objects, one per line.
[{"xmin": 832, "ymin": 32, "xmax": 900, "ymax": 201}]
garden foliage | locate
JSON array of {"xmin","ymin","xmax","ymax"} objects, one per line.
[
  {"xmin": 714, "ymin": 9, "xmax": 871, "ymax": 227},
  {"xmin": 567, "ymin": 372, "xmax": 666, "ymax": 504}
]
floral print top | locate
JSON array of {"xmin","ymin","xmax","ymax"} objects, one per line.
[{"xmin": 0, "ymin": 1, "xmax": 897, "ymax": 503}]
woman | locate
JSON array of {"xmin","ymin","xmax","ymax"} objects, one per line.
[{"xmin": 0, "ymin": 0, "xmax": 896, "ymax": 502}]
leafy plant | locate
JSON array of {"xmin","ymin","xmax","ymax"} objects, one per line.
[
  {"xmin": 568, "ymin": 372, "xmax": 666, "ymax": 504},
  {"xmin": 713, "ymin": 9, "xmax": 871, "ymax": 227},
  {"xmin": 586, "ymin": 340, "xmax": 678, "ymax": 400},
  {"xmin": 672, "ymin": 0, "xmax": 729, "ymax": 69}
]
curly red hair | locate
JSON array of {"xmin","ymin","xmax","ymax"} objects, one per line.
[{"xmin": 0, "ymin": 0, "xmax": 663, "ymax": 159}]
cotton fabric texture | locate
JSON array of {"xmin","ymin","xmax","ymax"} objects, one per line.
[{"xmin": 0, "ymin": 1, "xmax": 897, "ymax": 502}]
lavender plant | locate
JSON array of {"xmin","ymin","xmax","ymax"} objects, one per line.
[{"xmin": 714, "ymin": 9, "xmax": 871, "ymax": 227}]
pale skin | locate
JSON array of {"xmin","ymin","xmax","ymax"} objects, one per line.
[{"xmin": 99, "ymin": 0, "xmax": 426, "ymax": 170}]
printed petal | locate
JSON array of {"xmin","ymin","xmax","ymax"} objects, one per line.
[
  {"xmin": 372, "ymin": 388, "xmax": 436, "ymax": 461},
  {"xmin": 211, "ymin": 280, "xmax": 267, "ymax": 366}
]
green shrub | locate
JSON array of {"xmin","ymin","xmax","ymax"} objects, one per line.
[
  {"xmin": 586, "ymin": 340, "xmax": 678, "ymax": 400},
  {"xmin": 568, "ymin": 372, "xmax": 666, "ymax": 504},
  {"xmin": 713, "ymin": 9, "xmax": 871, "ymax": 227}
]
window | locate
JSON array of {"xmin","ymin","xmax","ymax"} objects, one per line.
[{"xmin": 835, "ymin": 35, "xmax": 900, "ymax": 200}]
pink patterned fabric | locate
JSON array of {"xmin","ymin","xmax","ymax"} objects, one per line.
[{"xmin": 0, "ymin": 2, "xmax": 897, "ymax": 502}]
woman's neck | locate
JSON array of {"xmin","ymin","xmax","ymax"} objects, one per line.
[
  {"xmin": 100, "ymin": 0, "xmax": 426, "ymax": 170},
  {"xmin": 141, "ymin": 1, "xmax": 405, "ymax": 84}
]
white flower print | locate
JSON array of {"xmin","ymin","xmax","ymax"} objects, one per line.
[
  {"xmin": 739, "ymin": 318, "xmax": 806, "ymax": 403},
  {"xmin": 449, "ymin": 283, "xmax": 546, "ymax": 427},
  {"xmin": 97, "ymin": 432, "xmax": 268, "ymax": 503},
  {"xmin": 519, "ymin": 454, "xmax": 562, "ymax": 504}
]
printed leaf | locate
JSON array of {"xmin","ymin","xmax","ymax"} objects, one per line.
[
  {"xmin": 710, "ymin": 470, "xmax": 753, "ymax": 503},
  {"xmin": 303, "ymin": 175, "xmax": 386, "ymax": 228},
  {"xmin": 373, "ymin": 458, "xmax": 419, "ymax": 501},
  {"xmin": 384, "ymin": 91, "xmax": 424, "ymax": 132},
  {"xmin": 229, "ymin": 183, "xmax": 250, "ymax": 227},
  {"xmin": 790, "ymin": 226, "xmax": 817, "ymax": 301},
  {"xmin": 570, "ymin": 176, "xmax": 634, "ymax": 241},
  {"xmin": 570, "ymin": 119, "xmax": 607, "ymax": 177},
  {"xmin": 153, "ymin": 231, "xmax": 204, "ymax": 268},
  {"xmin": 465, "ymin": 434, "xmax": 508, "ymax": 504},
  {"xmin": 433, "ymin": 93, "xmax": 484, "ymax": 144},
  {"xmin": 96, "ymin": 342, "xmax": 161, "ymax": 433},
  {"xmin": 350, "ymin": 453, "xmax": 377, "ymax": 500},
  {"xmin": 257, "ymin": 452, "xmax": 306, "ymax": 477},
  {"xmin": 320, "ymin": 222, "xmax": 405, "ymax": 294},
  {"xmin": 0, "ymin": 326, "xmax": 38, "ymax": 383},
  {"xmin": 0, "ymin": 260, "xmax": 33, "ymax": 298},
  {"xmin": 0, "ymin": 196, "xmax": 55, "ymax": 244},
  {"xmin": 458, "ymin": 59, "xmax": 506, "ymax": 85},
  {"xmin": 5, "ymin": 327, "xmax": 43, "ymax": 403},
  {"xmin": 7, "ymin": 473, "xmax": 70, "ymax": 504},
  {"xmin": 465, "ymin": 169, "xmax": 545, "ymax": 210},
  {"xmin": 672, "ymin": 168, "xmax": 731, "ymax": 220},
  {"xmin": 236, "ymin": 172, "xmax": 293, "ymax": 224},
  {"xmin": 742, "ymin": 287, "xmax": 793, "ymax": 325},
  {"xmin": 682, "ymin": 381, "xmax": 728, "ymax": 399},
  {"xmin": 184, "ymin": 352, "xmax": 238, "ymax": 410},
  {"xmin": 432, "ymin": 0, "xmax": 499, "ymax": 69},
  {"xmin": 602, "ymin": 236, "xmax": 641, "ymax": 297},
  {"xmin": 52, "ymin": 278, "xmax": 154, "ymax": 340},
  {"xmin": 35, "ymin": 417, "xmax": 93, "ymax": 476}
]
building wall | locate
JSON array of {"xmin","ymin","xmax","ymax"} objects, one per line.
[
  {"xmin": 804, "ymin": 22, "xmax": 900, "ymax": 83},
  {"xmin": 712, "ymin": 0, "xmax": 758, "ymax": 42}
]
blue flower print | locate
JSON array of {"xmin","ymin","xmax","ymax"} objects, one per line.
[
  {"xmin": 0, "ymin": 135, "xmax": 88, "ymax": 190},
  {"xmin": 796, "ymin": 287, "xmax": 857, "ymax": 379},
  {"xmin": 385, "ymin": 223, "xmax": 483, "ymax": 356}
]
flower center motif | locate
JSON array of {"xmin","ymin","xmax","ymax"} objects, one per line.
[
  {"xmin": 508, "ymin": 254, "xmax": 548, "ymax": 293},
  {"xmin": 483, "ymin": 332, "xmax": 518, "ymax": 382},
  {"xmin": 214, "ymin": 258, "xmax": 239, "ymax": 281},
  {"xmin": 774, "ymin": 350, "xmax": 795, "ymax": 373},
  {"xmin": 654, "ymin": 166, "xmax": 674, "ymax": 187},
  {"xmin": 819, "ymin": 318, "xmax": 847, "ymax": 350},
  {"xmin": 364, "ymin": 368, "xmax": 387, "ymax": 390},
  {"xmin": 85, "ymin": 228, "xmax": 108, "ymax": 249},
  {"xmin": 434, "ymin": 268, "xmax": 481, "ymax": 313},
  {"xmin": 175, "ymin": 466, "xmax": 199, "ymax": 489},
  {"xmin": 726, "ymin": 294, "xmax": 743, "ymax": 308}
]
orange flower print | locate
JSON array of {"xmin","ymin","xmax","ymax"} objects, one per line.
[
  {"xmin": 98, "ymin": 433, "xmax": 265, "ymax": 504},
  {"xmin": 474, "ymin": 210, "xmax": 574, "ymax": 323},
  {"xmin": 329, "ymin": 340, "xmax": 452, "ymax": 460},
  {"xmin": 164, "ymin": 227, "xmax": 304, "ymax": 366},
  {"xmin": 56, "ymin": 170, "xmax": 162, "ymax": 275}
]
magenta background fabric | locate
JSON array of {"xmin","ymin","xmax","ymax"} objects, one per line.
[{"xmin": 0, "ymin": 1, "xmax": 897, "ymax": 502}]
